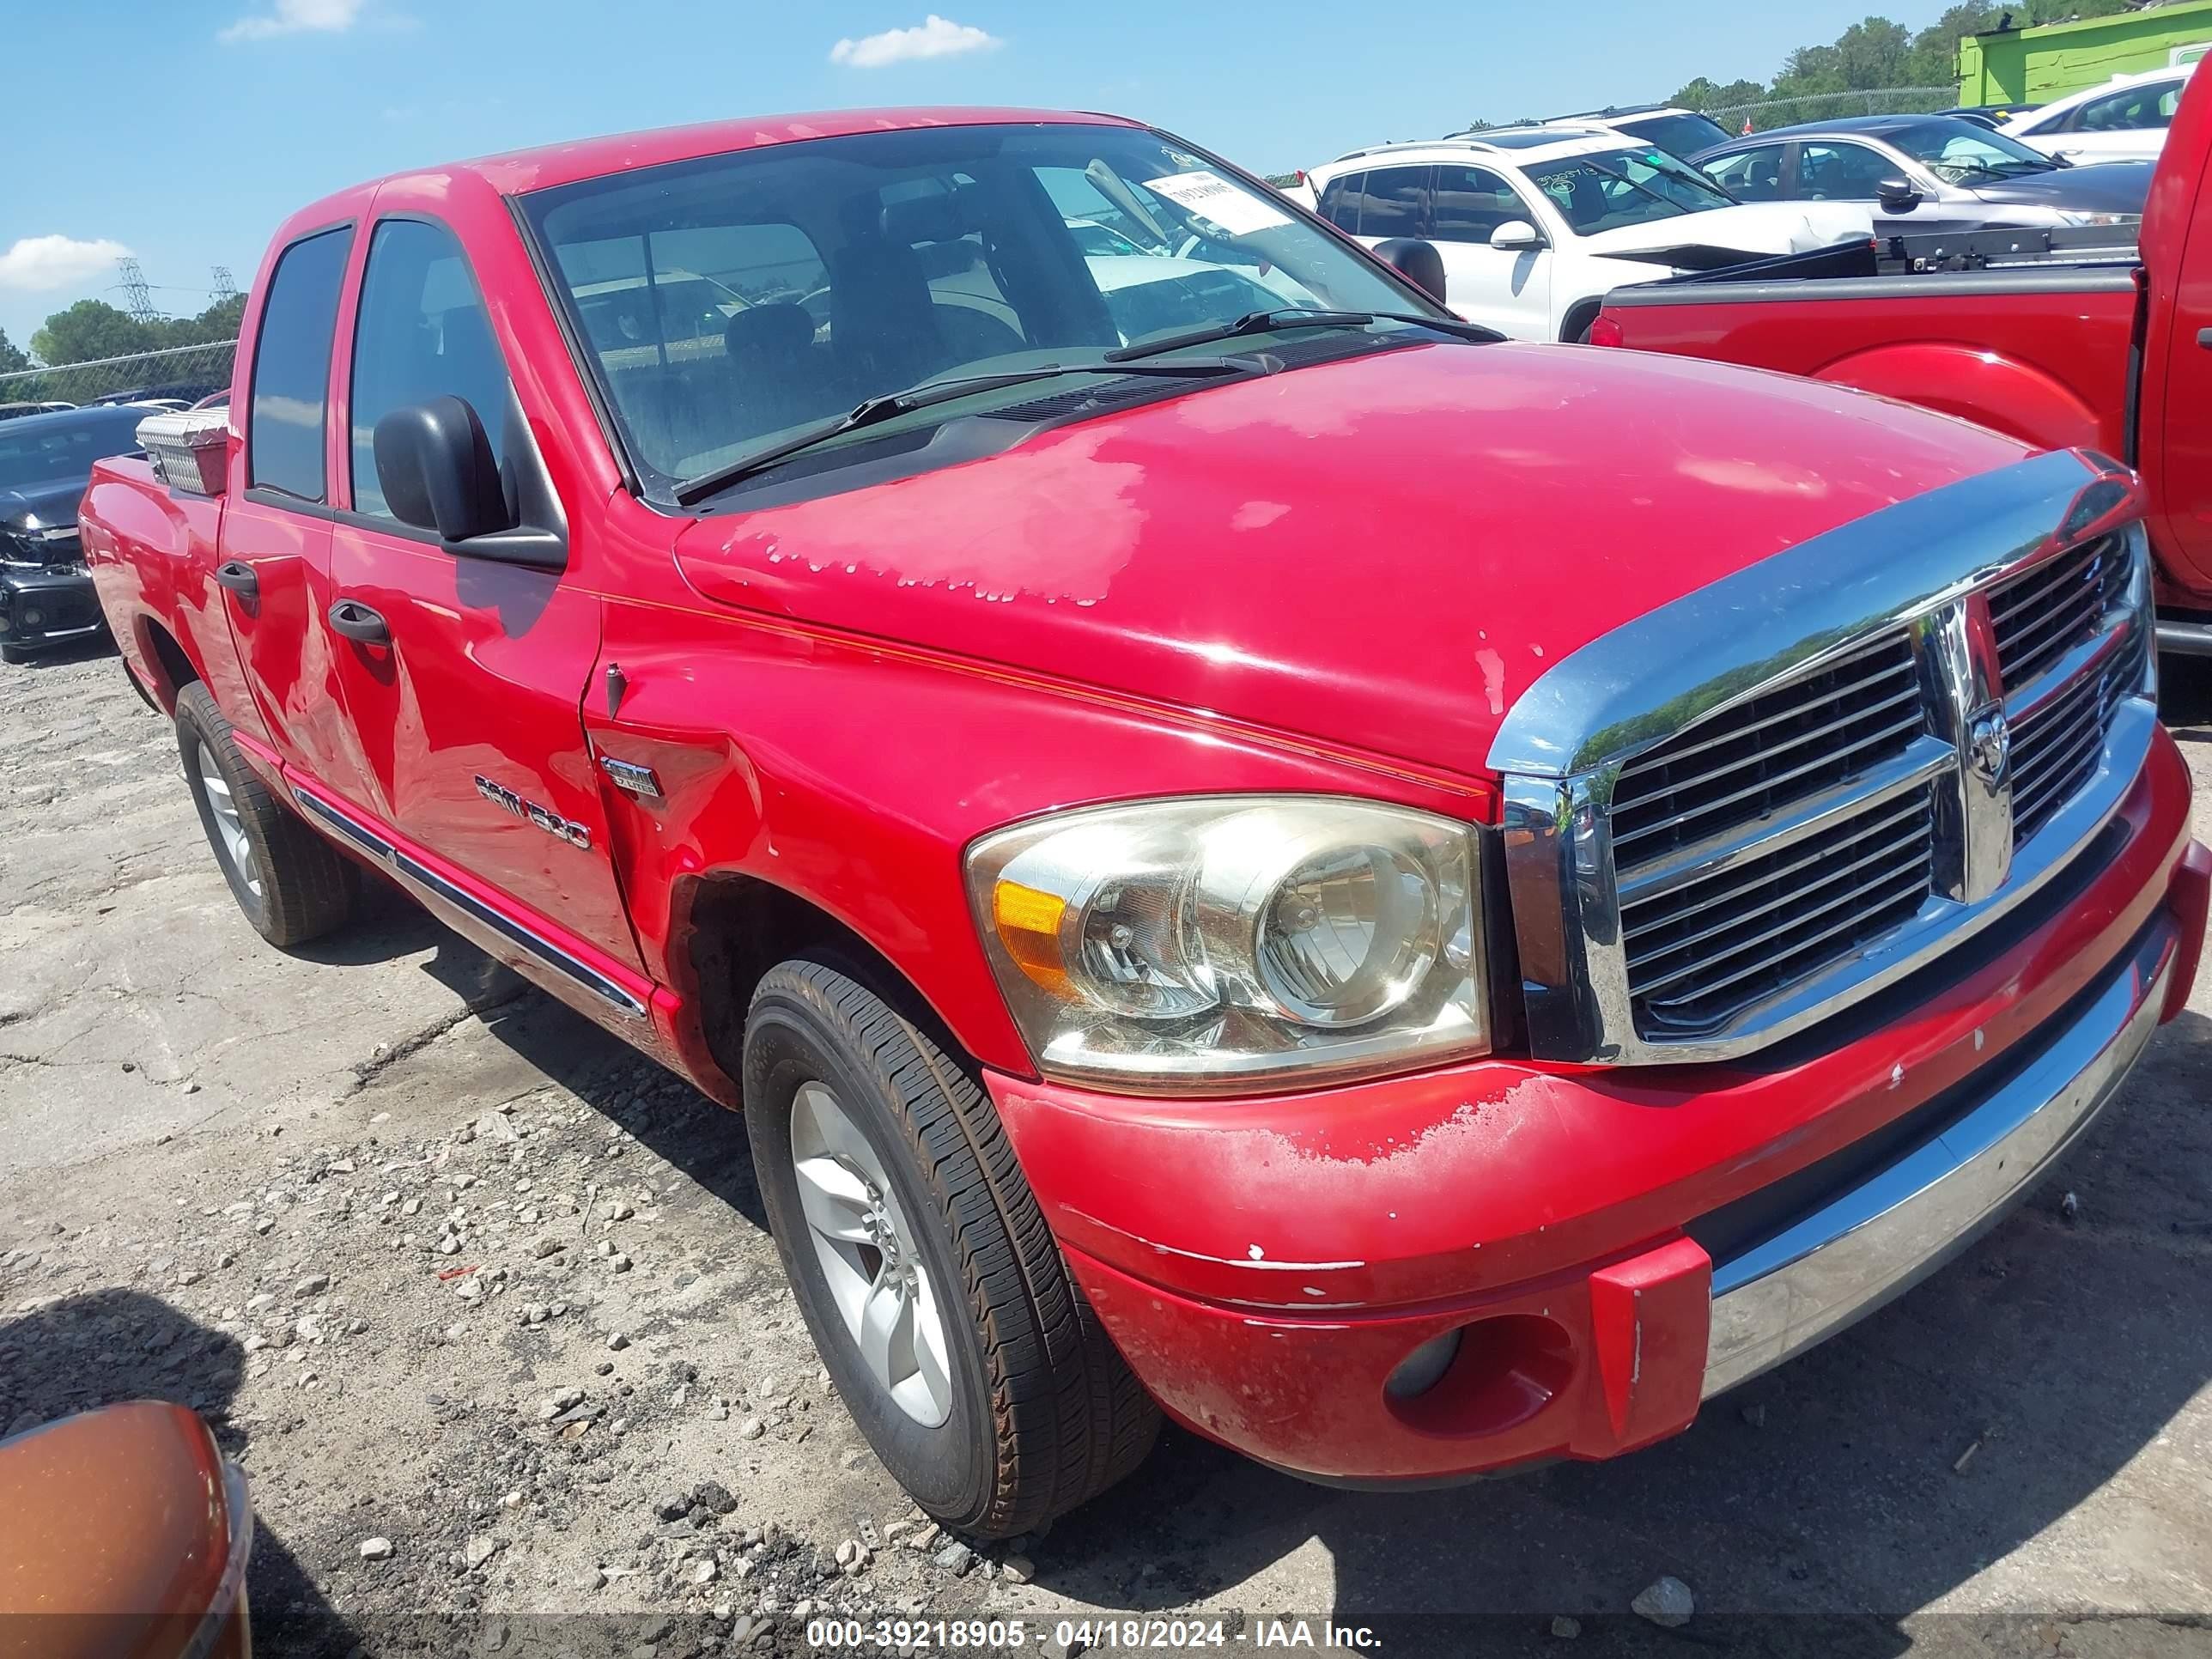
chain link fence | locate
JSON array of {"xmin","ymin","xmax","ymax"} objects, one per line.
[
  {"xmin": 0, "ymin": 338, "xmax": 236, "ymax": 417},
  {"xmin": 1705, "ymin": 86, "xmax": 1961, "ymax": 134}
]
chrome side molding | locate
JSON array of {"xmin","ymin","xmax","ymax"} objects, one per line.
[{"xmin": 289, "ymin": 784, "xmax": 646, "ymax": 1019}]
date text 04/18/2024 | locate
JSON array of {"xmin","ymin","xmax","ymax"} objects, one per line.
[{"xmin": 801, "ymin": 1619, "xmax": 1382, "ymax": 1650}]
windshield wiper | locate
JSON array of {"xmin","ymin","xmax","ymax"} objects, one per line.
[
  {"xmin": 672, "ymin": 357, "xmax": 1258, "ymax": 506},
  {"xmin": 1105, "ymin": 307, "xmax": 1498, "ymax": 363}
]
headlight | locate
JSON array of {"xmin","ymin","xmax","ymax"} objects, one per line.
[{"xmin": 966, "ymin": 797, "xmax": 1488, "ymax": 1092}]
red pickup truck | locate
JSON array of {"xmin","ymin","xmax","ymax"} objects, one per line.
[
  {"xmin": 1594, "ymin": 63, "xmax": 2212, "ymax": 655},
  {"xmin": 82, "ymin": 106, "xmax": 2209, "ymax": 1536}
]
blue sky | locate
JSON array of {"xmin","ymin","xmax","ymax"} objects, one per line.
[{"xmin": 4, "ymin": 0, "xmax": 1909, "ymax": 352}]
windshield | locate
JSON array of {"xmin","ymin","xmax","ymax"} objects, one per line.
[
  {"xmin": 523, "ymin": 123, "xmax": 1441, "ymax": 494},
  {"xmin": 1615, "ymin": 112, "xmax": 1734, "ymax": 161},
  {"xmin": 0, "ymin": 411, "xmax": 142, "ymax": 496},
  {"xmin": 1524, "ymin": 146, "xmax": 1738, "ymax": 234},
  {"xmin": 1884, "ymin": 119, "xmax": 2054, "ymax": 180}
]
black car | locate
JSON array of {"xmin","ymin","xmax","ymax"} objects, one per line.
[
  {"xmin": 0, "ymin": 404, "xmax": 144, "ymax": 662},
  {"xmin": 1691, "ymin": 113, "xmax": 2150, "ymax": 236}
]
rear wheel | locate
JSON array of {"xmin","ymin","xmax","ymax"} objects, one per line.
[
  {"xmin": 175, "ymin": 683, "xmax": 356, "ymax": 947},
  {"xmin": 744, "ymin": 959, "xmax": 1159, "ymax": 1538}
]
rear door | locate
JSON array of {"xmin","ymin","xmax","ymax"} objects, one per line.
[
  {"xmin": 1426, "ymin": 162, "xmax": 1553, "ymax": 338},
  {"xmin": 220, "ymin": 223, "xmax": 386, "ymax": 813},
  {"xmin": 325, "ymin": 211, "xmax": 646, "ymax": 975}
]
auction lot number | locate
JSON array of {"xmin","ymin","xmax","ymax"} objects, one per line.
[{"xmin": 806, "ymin": 1618, "xmax": 1234, "ymax": 1650}]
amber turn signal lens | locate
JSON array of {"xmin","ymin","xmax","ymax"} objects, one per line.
[{"xmin": 993, "ymin": 880, "xmax": 1072, "ymax": 995}]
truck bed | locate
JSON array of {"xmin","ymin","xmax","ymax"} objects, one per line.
[{"xmin": 1598, "ymin": 255, "xmax": 2140, "ymax": 459}]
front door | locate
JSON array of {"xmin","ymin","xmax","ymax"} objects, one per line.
[
  {"xmin": 1425, "ymin": 163, "xmax": 1554, "ymax": 340},
  {"xmin": 325, "ymin": 211, "xmax": 645, "ymax": 976},
  {"xmin": 221, "ymin": 224, "xmax": 384, "ymax": 814}
]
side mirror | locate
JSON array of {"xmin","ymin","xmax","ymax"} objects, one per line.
[
  {"xmin": 1877, "ymin": 178, "xmax": 1923, "ymax": 213},
  {"xmin": 1370, "ymin": 237, "xmax": 1447, "ymax": 302},
  {"xmin": 372, "ymin": 396, "xmax": 511, "ymax": 544},
  {"xmin": 1489, "ymin": 220, "xmax": 1543, "ymax": 251}
]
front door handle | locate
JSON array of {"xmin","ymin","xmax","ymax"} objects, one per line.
[
  {"xmin": 214, "ymin": 561, "xmax": 258, "ymax": 602},
  {"xmin": 2197, "ymin": 327, "xmax": 2212, "ymax": 349},
  {"xmin": 326, "ymin": 598, "xmax": 391, "ymax": 647}
]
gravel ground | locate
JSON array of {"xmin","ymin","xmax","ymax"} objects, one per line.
[{"xmin": 4, "ymin": 641, "xmax": 2211, "ymax": 1659}]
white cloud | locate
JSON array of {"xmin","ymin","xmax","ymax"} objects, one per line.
[
  {"xmin": 830, "ymin": 14, "xmax": 1000, "ymax": 68},
  {"xmin": 220, "ymin": 0, "xmax": 368, "ymax": 42},
  {"xmin": 0, "ymin": 235, "xmax": 131, "ymax": 294}
]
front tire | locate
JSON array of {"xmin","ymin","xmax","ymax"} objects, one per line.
[
  {"xmin": 744, "ymin": 959, "xmax": 1158, "ymax": 1538},
  {"xmin": 175, "ymin": 683, "xmax": 356, "ymax": 947}
]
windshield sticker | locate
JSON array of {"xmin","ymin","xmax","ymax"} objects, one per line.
[{"xmin": 1142, "ymin": 171, "xmax": 1291, "ymax": 237}]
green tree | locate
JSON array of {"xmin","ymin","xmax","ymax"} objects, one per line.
[
  {"xmin": 1672, "ymin": 76, "xmax": 1765, "ymax": 112},
  {"xmin": 30, "ymin": 299, "xmax": 159, "ymax": 368},
  {"xmin": 0, "ymin": 326, "xmax": 29, "ymax": 378}
]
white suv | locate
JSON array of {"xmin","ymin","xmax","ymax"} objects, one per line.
[{"xmin": 1304, "ymin": 128, "xmax": 1866, "ymax": 343}]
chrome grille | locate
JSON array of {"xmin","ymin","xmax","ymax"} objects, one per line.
[
  {"xmin": 1610, "ymin": 635, "xmax": 1923, "ymax": 870},
  {"xmin": 2010, "ymin": 623, "xmax": 2148, "ymax": 845},
  {"xmin": 1623, "ymin": 786, "xmax": 1936, "ymax": 1036},
  {"xmin": 1492, "ymin": 452, "xmax": 2158, "ymax": 1068},
  {"xmin": 1990, "ymin": 534, "xmax": 2125, "ymax": 690}
]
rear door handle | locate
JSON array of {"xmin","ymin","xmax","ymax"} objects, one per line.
[
  {"xmin": 2197, "ymin": 327, "xmax": 2212, "ymax": 349},
  {"xmin": 214, "ymin": 560, "xmax": 258, "ymax": 602},
  {"xmin": 326, "ymin": 598, "xmax": 391, "ymax": 647}
]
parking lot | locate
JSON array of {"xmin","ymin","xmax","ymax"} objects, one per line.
[{"xmin": 2, "ymin": 639, "xmax": 2208, "ymax": 1656}]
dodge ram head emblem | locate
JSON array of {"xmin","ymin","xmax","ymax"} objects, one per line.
[
  {"xmin": 474, "ymin": 775, "xmax": 592, "ymax": 849},
  {"xmin": 1967, "ymin": 707, "xmax": 2011, "ymax": 788}
]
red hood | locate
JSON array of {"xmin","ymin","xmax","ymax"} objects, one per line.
[{"xmin": 675, "ymin": 342, "xmax": 2030, "ymax": 778}]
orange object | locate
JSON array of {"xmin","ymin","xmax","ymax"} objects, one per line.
[{"xmin": 0, "ymin": 1401, "xmax": 252, "ymax": 1659}]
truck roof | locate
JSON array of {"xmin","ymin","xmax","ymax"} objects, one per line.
[{"xmin": 380, "ymin": 106, "xmax": 1139, "ymax": 203}]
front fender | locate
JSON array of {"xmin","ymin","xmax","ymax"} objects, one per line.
[{"xmin": 586, "ymin": 602, "xmax": 1497, "ymax": 1078}]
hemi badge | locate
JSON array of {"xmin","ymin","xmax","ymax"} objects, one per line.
[{"xmin": 599, "ymin": 755, "xmax": 665, "ymax": 801}]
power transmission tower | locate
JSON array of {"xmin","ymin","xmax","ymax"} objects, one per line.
[
  {"xmin": 210, "ymin": 265, "xmax": 240, "ymax": 305},
  {"xmin": 116, "ymin": 258, "xmax": 160, "ymax": 324}
]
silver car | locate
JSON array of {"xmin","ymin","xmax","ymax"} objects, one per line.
[{"xmin": 1692, "ymin": 114, "xmax": 2148, "ymax": 236}]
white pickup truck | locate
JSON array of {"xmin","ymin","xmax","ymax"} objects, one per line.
[{"xmin": 1304, "ymin": 125, "xmax": 1867, "ymax": 342}]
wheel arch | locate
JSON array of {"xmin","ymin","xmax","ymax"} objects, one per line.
[
  {"xmin": 671, "ymin": 868, "xmax": 987, "ymax": 1110},
  {"xmin": 1559, "ymin": 295, "xmax": 1606, "ymax": 344},
  {"xmin": 137, "ymin": 617, "xmax": 202, "ymax": 712}
]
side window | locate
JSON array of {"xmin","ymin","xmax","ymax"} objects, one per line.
[
  {"xmin": 1429, "ymin": 166, "xmax": 1530, "ymax": 242},
  {"xmin": 1703, "ymin": 144, "xmax": 1786, "ymax": 203},
  {"xmin": 1317, "ymin": 171, "xmax": 1364, "ymax": 232},
  {"xmin": 1797, "ymin": 143, "xmax": 1895, "ymax": 200},
  {"xmin": 1353, "ymin": 166, "xmax": 1430, "ymax": 237},
  {"xmin": 248, "ymin": 226, "xmax": 354, "ymax": 502},
  {"xmin": 2075, "ymin": 81, "xmax": 2182, "ymax": 132},
  {"xmin": 348, "ymin": 219, "xmax": 513, "ymax": 520}
]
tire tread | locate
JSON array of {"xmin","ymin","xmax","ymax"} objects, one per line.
[{"xmin": 757, "ymin": 961, "xmax": 1158, "ymax": 1535}]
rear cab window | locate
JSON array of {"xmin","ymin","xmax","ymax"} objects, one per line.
[{"xmin": 248, "ymin": 227, "xmax": 355, "ymax": 501}]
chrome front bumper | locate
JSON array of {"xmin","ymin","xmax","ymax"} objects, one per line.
[{"xmin": 1703, "ymin": 917, "xmax": 2176, "ymax": 1397}]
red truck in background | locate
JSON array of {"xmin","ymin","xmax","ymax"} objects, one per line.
[
  {"xmin": 80, "ymin": 106, "xmax": 2209, "ymax": 1536},
  {"xmin": 1594, "ymin": 62, "xmax": 2212, "ymax": 655}
]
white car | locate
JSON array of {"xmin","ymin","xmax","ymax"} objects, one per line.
[
  {"xmin": 1304, "ymin": 127, "xmax": 1868, "ymax": 343},
  {"xmin": 1538, "ymin": 104, "xmax": 1735, "ymax": 161},
  {"xmin": 2001, "ymin": 64, "xmax": 2193, "ymax": 164}
]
